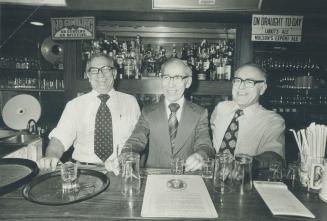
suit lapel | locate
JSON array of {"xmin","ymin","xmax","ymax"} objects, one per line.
[{"xmin": 173, "ymin": 100, "xmax": 197, "ymax": 156}]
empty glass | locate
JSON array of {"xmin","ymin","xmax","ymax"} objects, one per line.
[
  {"xmin": 121, "ymin": 152, "xmax": 141, "ymax": 197},
  {"xmin": 201, "ymin": 158, "xmax": 214, "ymax": 179},
  {"xmin": 231, "ymin": 154, "xmax": 253, "ymax": 195},
  {"xmin": 213, "ymin": 152, "xmax": 233, "ymax": 193},
  {"xmin": 170, "ymin": 158, "xmax": 185, "ymax": 175},
  {"xmin": 60, "ymin": 162, "xmax": 78, "ymax": 191},
  {"xmin": 268, "ymin": 162, "xmax": 284, "ymax": 182}
]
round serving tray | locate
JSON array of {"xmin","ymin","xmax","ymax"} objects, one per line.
[
  {"xmin": 22, "ymin": 169, "xmax": 109, "ymax": 205},
  {"xmin": 0, "ymin": 158, "xmax": 39, "ymax": 195}
]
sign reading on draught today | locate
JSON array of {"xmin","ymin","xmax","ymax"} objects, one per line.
[
  {"xmin": 51, "ymin": 17, "xmax": 95, "ymax": 40},
  {"xmin": 251, "ymin": 14, "xmax": 303, "ymax": 42}
]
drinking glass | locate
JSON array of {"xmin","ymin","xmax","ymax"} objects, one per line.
[
  {"xmin": 201, "ymin": 158, "xmax": 214, "ymax": 179},
  {"xmin": 121, "ymin": 152, "xmax": 141, "ymax": 197},
  {"xmin": 213, "ymin": 152, "xmax": 233, "ymax": 193},
  {"xmin": 60, "ymin": 161, "xmax": 78, "ymax": 191},
  {"xmin": 170, "ymin": 158, "xmax": 185, "ymax": 175},
  {"xmin": 231, "ymin": 154, "xmax": 253, "ymax": 195},
  {"xmin": 286, "ymin": 162, "xmax": 298, "ymax": 187},
  {"xmin": 268, "ymin": 162, "xmax": 284, "ymax": 182}
]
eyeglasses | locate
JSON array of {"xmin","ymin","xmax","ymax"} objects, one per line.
[
  {"xmin": 232, "ymin": 77, "xmax": 266, "ymax": 88},
  {"xmin": 88, "ymin": 66, "xmax": 114, "ymax": 76},
  {"xmin": 161, "ymin": 75, "xmax": 189, "ymax": 84}
]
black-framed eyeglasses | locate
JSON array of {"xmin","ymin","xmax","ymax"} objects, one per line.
[
  {"xmin": 161, "ymin": 75, "xmax": 189, "ymax": 83},
  {"xmin": 88, "ymin": 66, "xmax": 114, "ymax": 76},
  {"xmin": 232, "ymin": 77, "xmax": 266, "ymax": 88}
]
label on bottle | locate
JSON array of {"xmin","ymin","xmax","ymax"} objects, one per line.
[
  {"xmin": 203, "ymin": 61, "xmax": 210, "ymax": 71},
  {"xmin": 224, "ymin": 65, "xmax": 231, "ymax": 80}
]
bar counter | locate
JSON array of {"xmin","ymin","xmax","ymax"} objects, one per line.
[{"xmin": 0, "ymin": 167, "xmax": 326, "ymax": 221}]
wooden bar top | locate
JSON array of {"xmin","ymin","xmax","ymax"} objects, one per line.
[{"xmin": 0, "ymin": 167, "xmax": 326, "ymax": 220}]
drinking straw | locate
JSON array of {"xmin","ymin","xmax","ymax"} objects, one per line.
[
  {"xmin": 301, "ymin": 129, "xmax": 310, "ymax": 158},
  {"xmin": 290, "ymin": 129, "xmax": 301, "ymax": 153}
]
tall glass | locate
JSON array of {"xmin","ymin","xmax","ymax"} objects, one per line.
[
  {"xmin": 121, "ymin": 152, "xmax": 141, "ymax": 197},
  {"xmin": 213, "ymin": 152, "xmax": 233, "ymax": 193},
  {"xmin": 231, "ymin": 154, "xmax": 253, "ymax": 195}
]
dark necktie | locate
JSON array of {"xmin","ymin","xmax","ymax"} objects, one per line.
[
  {"xmin": 220, "ymin": 109, "xmax": 244, "ymax": 156},
  {"xmin": 168, "ymin": 103, "xmax": 180, "ymax": 153},
  {"xmin": 94, "ymin": 94, "xmax": 113, "ymax": 162}
]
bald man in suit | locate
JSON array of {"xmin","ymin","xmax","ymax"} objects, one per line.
[{"xmin": 126, "ymin": 58, "xmax": 215, "ymax": 171}]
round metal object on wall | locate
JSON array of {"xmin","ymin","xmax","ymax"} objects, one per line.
[
  {"xmin": 41, "ymin": 36, "xmax": 64, "ymax": 65},
  {"xmin": 2, "ymin": 94, "xmax": 41, "ymax": 130}
]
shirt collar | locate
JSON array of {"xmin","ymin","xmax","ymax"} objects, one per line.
[
  {"xmin": 91, "ymin": 88, "xmax": 116, "ymax": 98},
  {"xmin": 165, "ymin": 96, "xmax": 185, "ymax": 110},
  {"xmin": 232, "ymin": 101, "xmax": 261, "ymax": 117}
]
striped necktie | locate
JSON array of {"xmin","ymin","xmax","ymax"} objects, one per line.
[
  {"xmin": 220, "ymin": 109, "xmax": 244, "ymax": 156},
  {"xmin": 94, "ymin": 94, "xmax": 113, "ymax": 162},
  {"xmin": 168, "ymin": 103, "xmax": 180, "ymax": 153}
]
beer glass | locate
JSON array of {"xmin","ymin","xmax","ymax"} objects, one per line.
[
  {"xmin": 231, "ymin": 154, "xmax": 253, "ymax": 195},
  {"xmin": 121, "ymin": 152, "xmax": 141, "ymax": 197},
  {"xmin": 213, "ymin": 152, "xmax": 233, "ymax": 193}
]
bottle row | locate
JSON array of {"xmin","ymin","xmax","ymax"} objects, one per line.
[
  {"xmin": 255, "ymin": 57, "xmax": 321, "ymax": 73},
  {"xmin": 0, "ymin": 77, "xmax": 64, "ymax": 90},
  {"xmin": 82, "ymin": 35, "xmax": 235, "ymax": 81},
  {"xmin": 269, "ymin": 94, "xmax": 327, "ymax": 105},
  {"xmin": 275, "ymin": 75, "xmax": 317, "ymax": 89},
  {"xmin": 0, "ymin": 56, "xmax": 40, "ymax": 70}
]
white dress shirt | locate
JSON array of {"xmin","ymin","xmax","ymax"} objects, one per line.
[
  {"xmin": 210, "ymin": 101, "xmax": 285, "ymax": 158},
  {"xmin": 49, "ymin": 89, "xmax": 141, "ymax": 163}
]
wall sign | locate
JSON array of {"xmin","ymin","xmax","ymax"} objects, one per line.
[
  {"xmin": 51, "ymin": 17, "xmax": 95, "ymax": 40},
  {"xmin": 252, "ymin": 14, "xmax": 303, "ymax": 42}
]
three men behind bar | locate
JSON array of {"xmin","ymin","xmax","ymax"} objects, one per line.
[{"xmin": 38, "ymin": 55, "xmax": 284, "ymax": 174}]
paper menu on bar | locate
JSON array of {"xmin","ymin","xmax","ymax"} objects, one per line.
[
  {"xmin": 254, "ymin": 181, "xmax": 315, "ymax": 219},
  {"xmin": 141, "ymin": 175, "xmax": 218, "ymax": 218}
]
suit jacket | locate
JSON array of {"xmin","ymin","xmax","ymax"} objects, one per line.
[{"xmin": 126, "ymin": 97, "xmax": 214, "ymax": 168}]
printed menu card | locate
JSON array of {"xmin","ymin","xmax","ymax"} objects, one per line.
[
  {"xmin": 254, "ymin": 181, "xmax": 315, "ymax": 218},
  {"xmin": 141, "ymin": 175, "xmax": 218, "ymax": 218}
]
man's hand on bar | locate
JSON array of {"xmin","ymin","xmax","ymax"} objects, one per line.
[
  {"xmin": 37, "ymin": 157, "xmax": 60, "ymax": 172},
  {"xmin": 185, "ymin": 153, "xmax": 204, "ymax": 172}
]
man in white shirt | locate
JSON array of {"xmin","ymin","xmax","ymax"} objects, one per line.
[
  {"xmin": 126, "ymin": 58, "xmax": 215, "ymax": 171},
  {"xmin": 38, "ymin": 55, "xmax": 140, "ymax": 171},
  {"xmin": 210, "ymin": 63, "xmax": 285, "ymax": 169}
]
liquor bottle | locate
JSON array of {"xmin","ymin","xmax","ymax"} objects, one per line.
[
  {"xmin": 112, "ymin": 35, "xmax": 119, "ymax": 56},
  {"xmin": 158, "ymin": 48, "xmax": 167, "ymax": 76},
  {"xmin": 123, "ymin": 50, "xmax": 135, "ymax": 79},
  {"xmin": 154, "ymin": 45, "xmax": 162, "ymax": 76},
  {"xmin": 180, "ymin": 43, "xmax": 188, "ymax": 65},
  {"xmin": 142, "ymin": 44, "xmax": 155, "ymax": 77},
  {"xmin": 171, "ymin": 44, "xmax": 178, "ymax": 58}
]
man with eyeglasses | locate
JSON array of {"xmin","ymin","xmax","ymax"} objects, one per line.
[
  {"xmin": 125, "ymin": 58, "xmax": 215, "ymax": 171},
  {"xmin": 38, "ymin": 54, "xmax": 140, "ymax": 171},
  {"xmin": 210, "ymin": 63, "xmax": 285, "ymax": 170}
]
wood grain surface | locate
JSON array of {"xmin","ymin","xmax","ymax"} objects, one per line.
[{"xmin": 0, "ymin": 167, "xmax": 326, "ymax": 220}]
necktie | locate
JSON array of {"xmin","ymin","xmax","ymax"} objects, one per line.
[
  {"xmin": 168, "ymin": 103, "xmax": 180, "ymax": 153},
  {"xmin": 220, "ymin": 109, "xmax": 244, "ymax": 156},
  {"xmin": 94, "ymin": 94, "xmax": 113, "ymax": 162}
]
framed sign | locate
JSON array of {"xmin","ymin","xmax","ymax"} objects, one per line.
[
  {"xmin": 51, "ymin": 17, "xmax": 95, "ymax": 40},
  {"xmin": 252, "ymin": 14, "xmax": 303, "ymax": 42}
]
